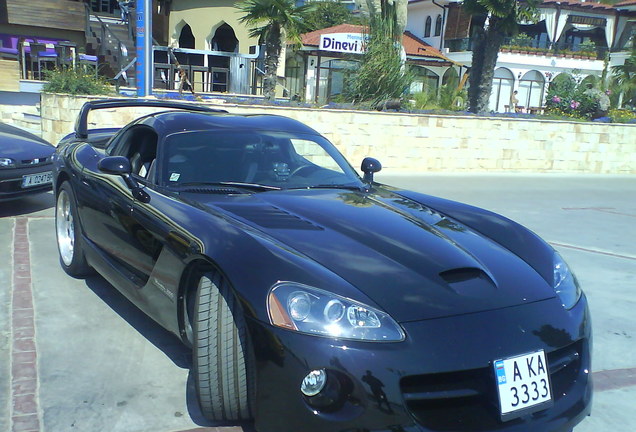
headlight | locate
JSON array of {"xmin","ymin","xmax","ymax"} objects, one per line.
[
  {"xmin": 267, "ymin": 283, "xmax": 405, "ymax": 342},
  {"xmin": 553, "ymin": 252, "xmax": 582, "ymax": 309},
  {"xmin": 0, "ymin": 157, "xmax": 16, "ymax": 168}
]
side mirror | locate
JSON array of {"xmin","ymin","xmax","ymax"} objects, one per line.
[
  {"xmin": 361, "ymin": 157, "xmax": 382, "ymax": 183},
  {"xmin": 97, "ymin": 156, "xmax": 132, "ymax": 175},
  {"xmin": 97, "ymin": 156, "xmax": 150, "ymax": 203}
]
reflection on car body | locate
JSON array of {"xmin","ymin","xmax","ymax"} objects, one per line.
[{"xmin": 52, "ymin": 99, "xmax": 592, "ymax": 432}]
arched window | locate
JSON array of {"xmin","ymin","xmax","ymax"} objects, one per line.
[
  {"xmin": 518, "ymin": 70, "xmax": 546, "ymax": 109},
  {"xmin": 410, "ymin": 66, "xmax": 439, "ymax": 94},
  {"xmin": 442, "ymin": 67, "xmax": 459, "ymax": 87},
  {"xmin": 489, "ymin": 67, "xmax": 514, "ymax": 112},
  {"xmin": 210, "ymin": 23, "xmax": 239, "ymax": 52},
  {"xmin": 179, "ymin": 24, "xmax": 195, "ymax": 49},
  {"xmin": 435, "ymin": 15, "xmax": 443, "ymax": 37},
  {"xmin": 424, "ymin": 16, "xmax": 432, "ymax": 38}
]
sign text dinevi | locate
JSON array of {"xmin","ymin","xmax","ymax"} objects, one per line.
[{"xmin": 319, "ymin": 33, "xmax": 367, "ymax": 54}]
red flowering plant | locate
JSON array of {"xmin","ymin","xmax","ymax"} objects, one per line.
[{"xmin": 545, "ymin": 74, "xmax": 601, "ymax": 119}]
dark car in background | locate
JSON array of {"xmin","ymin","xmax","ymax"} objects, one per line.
[
  {"xmin": 0, "ymin": 122, "xmax": 54, "ymax": 200},
  {"xmin": 52, "ymin": 99, "xmax": 592, "ymax": 432}
]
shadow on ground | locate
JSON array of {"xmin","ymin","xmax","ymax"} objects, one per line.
[
  {"xmin": 83, "ymin": 274, "xmax": 256, "ymax": 431},
  {"xmin": 0, "ymin": 192, "xmax": 54, "ymax": 217}
]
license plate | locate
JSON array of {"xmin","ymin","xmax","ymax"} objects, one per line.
[
  {"xmin": 22, "ymin": 172, "xmax": 53, "ymax": 188},
  {"xmin": 494, "ymin": 350, "xmax": 552, "ymax": 419}
]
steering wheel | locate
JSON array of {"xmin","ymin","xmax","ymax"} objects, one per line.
[{"xmin": 289, "ymin": 164, "xmax": 318, "ymax": 177}]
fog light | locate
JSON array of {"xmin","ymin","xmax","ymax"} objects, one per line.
[{"xmin": 301, "ymin": 369, "xmax": 327, "ymax": 397}]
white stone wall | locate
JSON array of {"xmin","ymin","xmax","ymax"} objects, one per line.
[
  {"xmin": 39, "ymin": 93, "xmax": 636, "ymax": 174},
  {"xmin": 0, "ymin": 102, "xmax": 41, "ymax": 134}
]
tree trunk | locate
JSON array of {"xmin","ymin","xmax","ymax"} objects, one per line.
[
  {"xmin": 263, "ymin": 25, "xmax": 282, "ymax": 100},
  {"xmin": 468, "ymin": 16, "xmax": 505, "ymax": 114}
]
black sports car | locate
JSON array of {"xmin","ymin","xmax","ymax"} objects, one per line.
[
  {"xmin": 1, "ymin": 122, "xmax": 54, "ymax": 200},
  {"xmin": 52, "ymin": 99, "xmax": 592, "ymax": 432}
]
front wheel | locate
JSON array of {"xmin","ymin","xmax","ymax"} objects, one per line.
[
  {"xmin": 55, "ymin": 181, "xmax": 93, "ymax": 277},
  {"xmin": 192, "ymin": 271, "xmax": 254, "ymax": 422}
]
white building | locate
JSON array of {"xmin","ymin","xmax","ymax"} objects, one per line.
[{"xmin": 406, "ymin": 0, "xmax": 636, "ymax": 112}]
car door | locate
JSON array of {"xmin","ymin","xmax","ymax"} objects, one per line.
[{"xmin": 77, "ymin": 125, "xmax": 161, "ymax": 286}]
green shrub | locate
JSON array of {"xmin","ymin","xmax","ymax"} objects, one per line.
[
  {"xmin": 342, "ymin": 13, "xmax": 412, "ymax": 108},
  {"xmin": 509, "ymin": 33, "xmax": 534, "ymax": 48},
  {"xmin": 411, "ymin": 89, "xmax": 439, "ymax": 110},
  {"xmin": 544, "ymin": 73, "xmax": 610, "ymax": 120},
  {"xmin": 438, "ymin": 84, "xmax": 467, "ymax": 111},
  {"xmin": 410, "ymin": 84, "xmax": 466, "ymax": 111},
  {"xmin": 43, "ymin": 67, "xmax": 111, "ymax": 95},
  {"xmin": 608, "ymin": 108, "xmax": 636, "ymax": 123}
]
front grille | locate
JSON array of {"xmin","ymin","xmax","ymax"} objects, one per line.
[
  {"xmin": 400, "ymin": 341, "xmax": 583, "ymax": 431},
  {"xmin": 17, "ymin": 156, "xmax": 50, "ymax": 168}
]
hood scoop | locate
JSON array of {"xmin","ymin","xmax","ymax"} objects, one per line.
[
  {"xmin": 439, "ymin": 267, "xmax": 497, "ymax": 299},
  {"xmin": 220, "ymin": 204, "xmax": 324, "ymax": 230}
]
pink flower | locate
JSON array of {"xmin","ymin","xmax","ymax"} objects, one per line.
[
  {"xmin": 552, "ymin": 96, "xmax": 561, "ymax": 103},
  {"xmin": 570, "ymin": 100, "xmax": 580, "ymax": 109},
  {"xmin": 605, "ymin": 89, "xmax": 611, "ymax": 95}
]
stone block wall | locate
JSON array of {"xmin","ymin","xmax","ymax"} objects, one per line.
[
  {"xmin": 0, "ymin": 100, "xmax": 40, "ymax": 134},
  {"xmin": 39, "ymin": 93, "xmax": 635, "ymax": 174}
]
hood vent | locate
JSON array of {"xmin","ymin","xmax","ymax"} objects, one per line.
[
  {"xmin": 220, "ymin": 204, "xmax": 323, "ymax": 230},
  {"xmin": 439, "ymin": 267, "xmax": 497, "ymax": 299}
]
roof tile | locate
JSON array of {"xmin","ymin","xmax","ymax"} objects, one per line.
[{"xmin": 300, "ymin": 24, "xmax": 454, "ymax": 63}]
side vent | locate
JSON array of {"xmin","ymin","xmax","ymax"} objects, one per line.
[{"xmin": 220, "ymin": 204, "xmax": 323, "ymax": 230}]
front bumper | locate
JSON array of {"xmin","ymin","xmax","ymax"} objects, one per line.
[
  {"xmin": 0, "ymin": 164, "xmax": 53, "ymax": 200},
  {"xmin": 247, "ymin": 295, "xmax": 592, "ymax": 432}
]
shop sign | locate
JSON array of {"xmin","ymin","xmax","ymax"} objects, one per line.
[{"xmin": 319, "ymin": 33, "xmax": 367, "ymax": 54}]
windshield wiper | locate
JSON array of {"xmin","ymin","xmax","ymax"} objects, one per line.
[
  {"xmin": 295, "ymin": 183, "xmax": 365, "ymax": 191},
  {"xmin": 170, "ymin": 181, "xmax": 282, "ymax": 192}
]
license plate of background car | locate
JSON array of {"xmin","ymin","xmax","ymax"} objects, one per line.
[
  {"xmin": 494, "ymin": 350, "xmax": 553, "ymax": 420},
  {"xmin": 22, "ymin": 172, "xmax": 52, "ymax": 188}
]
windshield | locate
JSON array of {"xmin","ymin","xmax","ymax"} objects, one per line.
[{"xmin": 159, "ymin": 129, "xmax": 363, "ymax": 190}]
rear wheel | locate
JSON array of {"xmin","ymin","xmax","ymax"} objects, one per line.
[
  {"xmin": 192, "ymin": 271, "xmax": 254, "ymax": 421},
  {"xmin": 55, "ymin": 181, "xmax": 92, "ymax": 277}
]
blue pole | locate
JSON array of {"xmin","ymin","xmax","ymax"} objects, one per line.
[{"xmin": 136, "ymin": 0, "xmax": 153, "ymax": 97}]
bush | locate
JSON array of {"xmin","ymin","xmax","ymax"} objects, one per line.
[
  {"xmin": 509, "ymin": 33, "xmax": 534, "ymax": 48},
  {"xmin": 608, "ymin": 108, "xmax": 636, "ymax": 123},
  {"xmin": 342, "ymin": 14, "xmax": 412, "ymax": 108},
  {"xmin": 43, "ymin": 67, "xmax": 111, "ymax": 95},
  {"xmin": 411, "ymin": 89, "xmax": 438, "ymax": 110},
  {"xmin": 544, "ymin": 74, "xmax": 612, "ymax": 120},
  {"xmin": 411, "ymin": 84, "xmax": 466, "ymax": 111}
]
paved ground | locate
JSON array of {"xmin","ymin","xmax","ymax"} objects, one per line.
[{"xmin": 2, "ymin": 174, "xmax": 635, "ymax": 432}]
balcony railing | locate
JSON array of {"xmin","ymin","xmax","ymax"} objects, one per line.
[{"xmin": 446, "ymin": 37, "xmax": 608, "ymax": 60}]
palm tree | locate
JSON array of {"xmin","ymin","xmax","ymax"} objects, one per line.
[
  {"xmin": 612, "ymin": 48, "xmax": 636, "ymax": 108},
  {"xmin": 463, "ymin": 0, "xmax": 540, "ymax": 114},
  {"xmin": 238, "ymin": 0, "xmax": 313, "ymax": 100}
]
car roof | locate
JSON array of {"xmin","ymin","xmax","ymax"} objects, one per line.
[{"xmin": 136, "ymin": 110, "xmax": 321, "ymax": 137}]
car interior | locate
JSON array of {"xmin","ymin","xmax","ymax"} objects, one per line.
[{"xmin": 115, "ymin": 126, "xmax": 158, "ymax": 184}]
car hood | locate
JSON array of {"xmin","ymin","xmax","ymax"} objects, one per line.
[
  {"xmin": 0, "ymin": 124, "xmax": 54, "ymax": 159},
  {"xmin": 203, "ymin": 188, "xmax": 555, "ymax": 322}
]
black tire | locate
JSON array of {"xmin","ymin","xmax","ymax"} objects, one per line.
[
  {"xmin": 55, "ymin": 181, "xmax": 93, "ymax": 277},
  {"xmin": 193, "ymin": 271, "xmax": 254, "ymax": 422}
]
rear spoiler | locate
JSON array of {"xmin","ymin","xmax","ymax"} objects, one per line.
[{"xmin": 74, "ymin": 98, "xmax": 227, "ymax": 139}]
